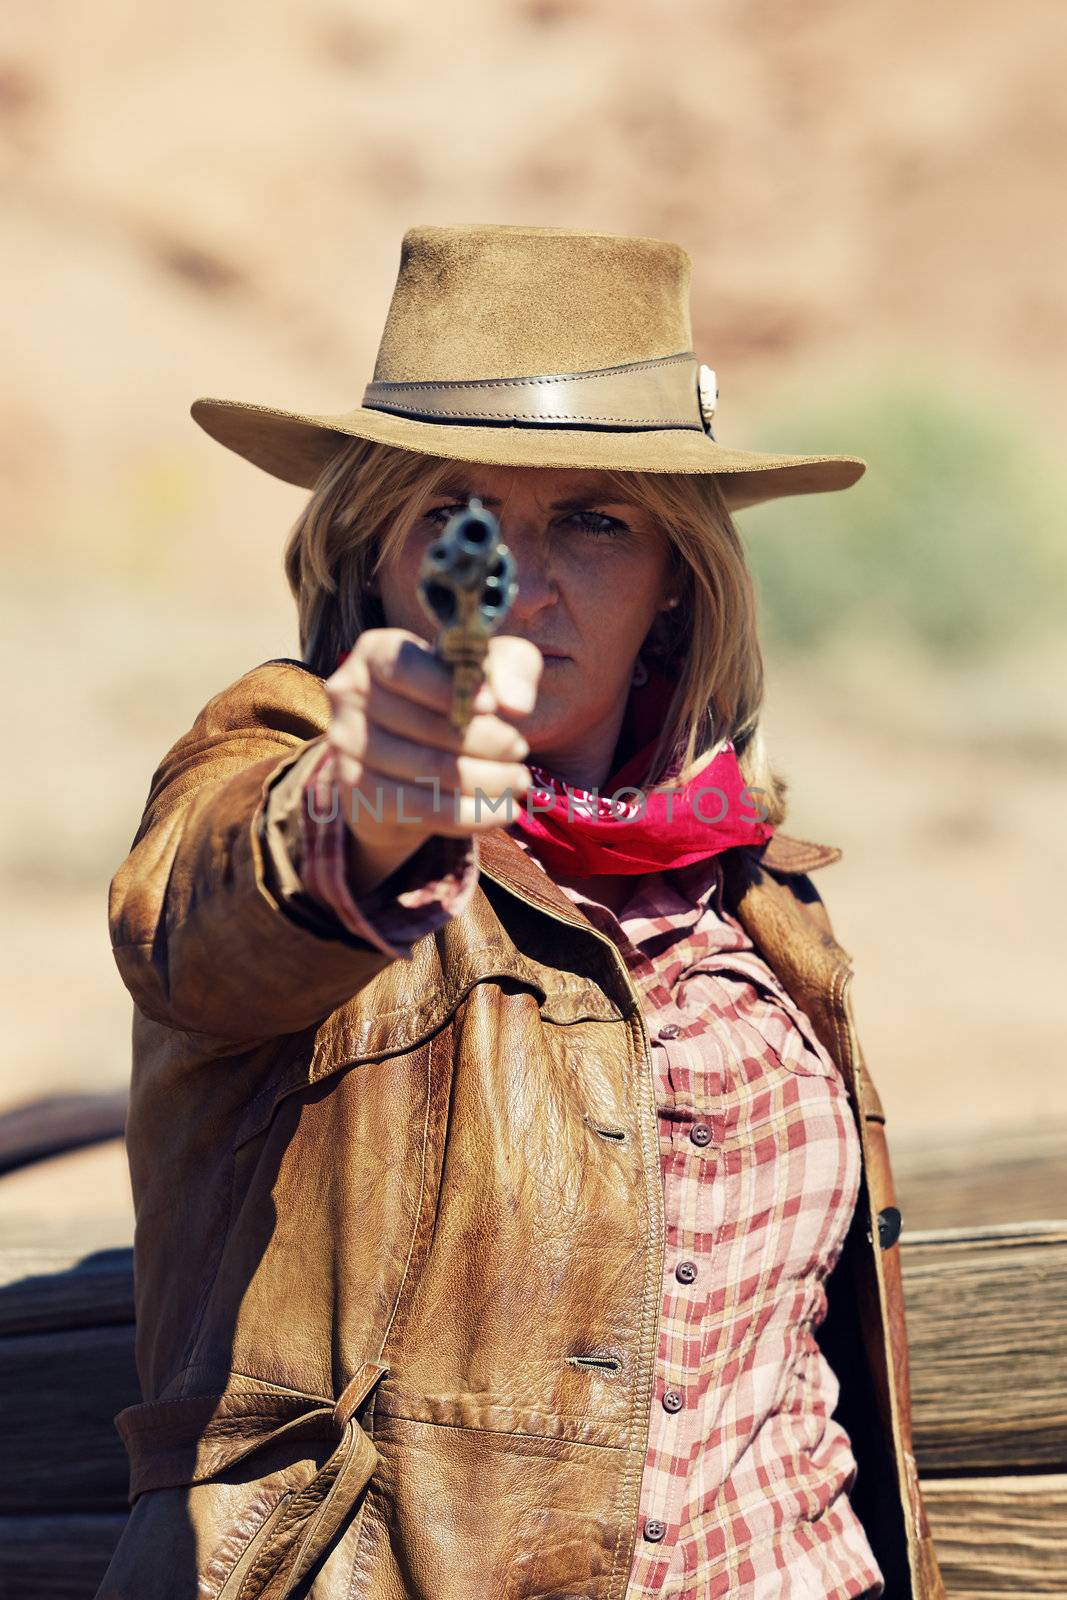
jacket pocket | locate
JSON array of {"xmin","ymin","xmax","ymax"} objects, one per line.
[
  {"xmin": 229, "ymin": 952, "xmax": 607, "ymax": 1152},
  {"xmin": 683, "ymin": 952, "xmax": 841, "ymax": 1081}
]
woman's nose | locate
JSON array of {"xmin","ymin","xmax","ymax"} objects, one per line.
[{"xmin": 501, "ymin": 526, "xmax": 557, "ymax": 621}]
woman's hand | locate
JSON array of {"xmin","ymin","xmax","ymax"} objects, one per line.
[{"xmin": 323, "ymin": 629, "xmax": 543, "ymax": 896}]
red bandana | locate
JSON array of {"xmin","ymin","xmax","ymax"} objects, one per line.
[{"xmin": 510, "ymin": 660, "xmax": 775, "ymax": 876}]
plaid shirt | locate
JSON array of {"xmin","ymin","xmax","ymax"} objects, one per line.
[{"xmin": 265, "ymin": 744, "xmax": 885, "ymax": 1600}]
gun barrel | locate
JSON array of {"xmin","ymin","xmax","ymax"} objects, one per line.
[{"xmin": 417, "ymin": 497, "xmax": 517, "ymax": 730}]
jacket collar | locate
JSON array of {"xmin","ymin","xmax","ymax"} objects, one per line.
[
  {"xmin": 478, "ymin": 827, "xmax": 853, "ymax": 1070},
  {"xmin": 757, "ymin": 832, "xmax": 843, "ymax": 873},
  {"xmin": 477, "ymin": 826, "xmax": 843, "ymax": 934},
  {"xmin": 478, "ymin": 828, "xmax": 592, "ymax": 930}
]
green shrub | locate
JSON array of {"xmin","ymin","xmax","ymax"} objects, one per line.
[{"xmin": 737, "ymin": 376, "xmax": 1067, "ymax": 661}]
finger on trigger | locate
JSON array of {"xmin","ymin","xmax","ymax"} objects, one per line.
[{"xmin": 366, "ymin": 634, "xmax": 454, "ymax": 714}]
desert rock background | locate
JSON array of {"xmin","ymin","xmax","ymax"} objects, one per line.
[{"xmin": 1, "ymin": 0, "xmax": 1065, "ymax": 1242}]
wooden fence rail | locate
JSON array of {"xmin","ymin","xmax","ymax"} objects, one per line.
[{"xmin": 0, "ymin": 1224, "xmax": 1064, "ymax": 1596}]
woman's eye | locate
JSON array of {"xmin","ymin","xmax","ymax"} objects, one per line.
[
  {"xmin": 423, "ymin": 502, "xmax": 467, "ymax": 526},
  {"xmin": 423, "ymin": 504, "xmax": 627, "ymax": 537},
  {"xmin": 566, "ymin": 510, "xmax": 627, "ymax": 538}
]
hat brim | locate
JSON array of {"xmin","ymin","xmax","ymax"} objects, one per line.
[{"xmin": 189, "ymin": 397, "xmax": 865, "ymax": 510}]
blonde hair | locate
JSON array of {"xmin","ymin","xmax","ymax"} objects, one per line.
[{"xmin": 283, "ymin": 437, "xmax": 788, "ymax": 827}]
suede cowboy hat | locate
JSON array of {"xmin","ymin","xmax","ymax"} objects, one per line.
[{"xmin": 191, "ymin": 223, "xmax": 866, "ymax": 510}]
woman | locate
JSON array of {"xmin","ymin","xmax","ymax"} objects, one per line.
[{"xmin": 100, "ymin": 225, "xmax": 945, "ymax": 1600}]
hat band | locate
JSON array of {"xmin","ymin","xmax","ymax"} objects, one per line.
[{"xmin": 362, "ymin": 352, "xmax": 716, "ymax": 435}]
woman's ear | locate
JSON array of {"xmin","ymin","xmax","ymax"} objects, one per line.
[{"xmin": 657, "ymin": 547, "xmax": 686, "ymax": 614}]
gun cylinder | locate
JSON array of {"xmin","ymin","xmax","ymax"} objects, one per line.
[{"xmin": 416, "ymin": 497, "xmax": 517, "ymax": 732}]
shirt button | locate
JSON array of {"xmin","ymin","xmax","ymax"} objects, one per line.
[
  {"xmin": 659, "ymin": 1023, "xmax": 681, "ymax": 1040},
  {"xmin": 662, "ymin": 1389, "xmax": 683, "ymax": 1413},
  {"xmin": 643, "ymin": 1519, "xmax": 667, "ymax": 1542},
  {"xmin": 690, "ymin": 1122, "xmax": 712, "ymax": 1146},
  {"xmin": 675, "ymin": 1259, "xmax": 698, "ymax": 1284}
]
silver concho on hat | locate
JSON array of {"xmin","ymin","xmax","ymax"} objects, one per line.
[{"xmin": 697, "ymin": 363, "xmax": 718, "ymax": 439}]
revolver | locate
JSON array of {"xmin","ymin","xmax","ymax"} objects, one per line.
[{"xmin": 417, "ymin": 497, "xmax": 518, "ymax": 731}]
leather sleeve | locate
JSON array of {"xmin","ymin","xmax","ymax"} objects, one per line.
[
  {"xmin": 108, "ymin": 662, "xmax": 396, "ymax": 1041},
  {"xmin": 262, "ymin": 737, "xmax": 481, "ymax": 959}
]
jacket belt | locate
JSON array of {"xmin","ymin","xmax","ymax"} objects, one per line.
[{"xmin": 115, "ymin": 1363, "xmax": 389, "ymax": 1600}]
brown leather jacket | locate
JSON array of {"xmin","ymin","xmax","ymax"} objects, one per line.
[{"xmin": 98, "ymin": 660, "xmax": 946, "ymax": 1600}]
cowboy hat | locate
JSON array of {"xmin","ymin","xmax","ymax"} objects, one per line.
[{"xmin": 190, "ymin": 223, "xmax": 865, "ymax": 510}]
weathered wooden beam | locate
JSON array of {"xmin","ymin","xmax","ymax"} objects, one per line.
[
  {"xmin": 0, "ymin": 1245, "xmax": 134, "ymax": 1336},
  {"xmin": 0, "ymin": 1094, "xmax": 128, "ymax": 1177},
  {"xmin": 0, "ymin": 1324, "xmax": 137, "ymax": 1512},
  {"xmin": 893, "ymin": 1125, "xmax": 1067, "ymax": 1232},
  {"xmin": 0, "ymin": 1514, "xmax": 126, "ymax": 1599},
  {"xmin": 901, "ymin": 1222, "xmax": 1067, "ymax": 1473},
  {"xmin": 922, "ymin": 1473, "xmax": 1067, "ymax": 1597}
]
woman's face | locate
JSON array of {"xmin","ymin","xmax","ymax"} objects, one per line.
[{"xmin": 373, "ymin": 463, "xmax": 678, "ymax": 781}]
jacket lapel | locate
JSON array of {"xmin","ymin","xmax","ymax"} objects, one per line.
[
  {"xmin": 721, "ymin": 844, "xmax": 857, "ymax": 1099},
  {"xmin": 477, "ymin": 828, "xmax": 598, "ymax": 931}
]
